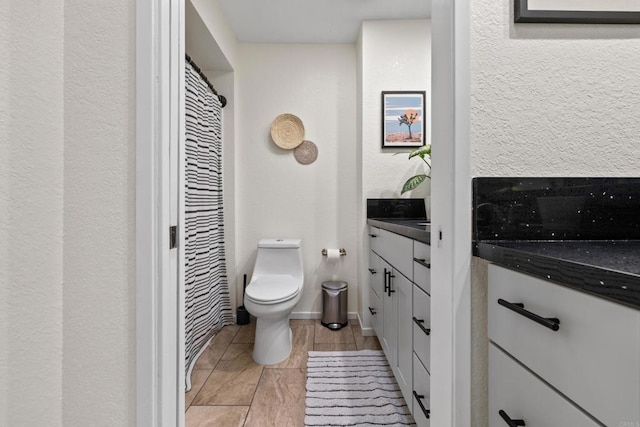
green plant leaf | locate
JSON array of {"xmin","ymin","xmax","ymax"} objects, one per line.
[
  {"xmin": 408, "ymin": 145, "xmax": 431, "ymax": 160},
  {"xmin": 401, "ymin": 174, "xmax": 428, "ymax": 194}
]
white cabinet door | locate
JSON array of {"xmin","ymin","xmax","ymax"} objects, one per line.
[
  {"xmin": 381, "ymin": 259, "xmax": 397, "ymax": 367},
  {"xmin": 394, "ymin": 269, "xmax": 413, "ymax": 405},
  {"xmin": 489, "ymin": 343, "xmax": 599, "ymax": 427}
]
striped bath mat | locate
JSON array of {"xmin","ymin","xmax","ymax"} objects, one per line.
[{"xmin": 305, "ymin": 350, "xmax": 416, "ymax": 426}]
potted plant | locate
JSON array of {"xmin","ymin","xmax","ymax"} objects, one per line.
[{"xmin": 401, "ymin": 144, "xmax": 431, "ymax": 194}]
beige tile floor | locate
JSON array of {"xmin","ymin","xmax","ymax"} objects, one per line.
[{"xmin": 185, "ymin": 318, "xmax": 381, "ymax": 427}]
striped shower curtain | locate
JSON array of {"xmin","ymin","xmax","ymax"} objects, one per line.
[{"xmin": 184, "ymin": 59, "xmax": 233, "ymax": 385}]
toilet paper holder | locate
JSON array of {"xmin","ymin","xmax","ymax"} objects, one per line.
[{"xmin": 322, "ymin": 248, "xmax": 347, "ymax": 257}]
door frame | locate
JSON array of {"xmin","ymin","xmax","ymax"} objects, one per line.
[
  {"xmin": 135, "ymin": 0, "xmax": 471, "ymax": 425},
  {"xmin": 430, "ymin": 0, "xmax": 472, "ymax": 425},
  {"xmin": 135, "ymin": 0, "xmax": 184, "ymax": 425}
]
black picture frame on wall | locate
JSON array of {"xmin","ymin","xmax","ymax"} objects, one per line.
[
  {"xmin": 381, "ymin": 91, "xmax": 426, "ymax": 149},
  {"xmin": 515, "ymin": 0, "xmax": 640, "ymax": 24}
]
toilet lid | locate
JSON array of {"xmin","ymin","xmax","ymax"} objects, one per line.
[{"xmin": 245, "ymin": 274, "xmax": 300, "ymax": 304}]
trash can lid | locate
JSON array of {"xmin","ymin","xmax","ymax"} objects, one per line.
[{"xmin": 322, "ymin": 281, "xmax": 348, "ymax": 291}]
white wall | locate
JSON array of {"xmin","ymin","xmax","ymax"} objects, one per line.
[
  {"xmin": 359, "ymin": 20, "xmax": 431, "ymax": 327},
  {"xmin": 62, "ymin": 0, "xmax": 136, "ymax": 425},
  {"xmin": 236, "ymin": 43, "xmax": 358, "ymax": 316},
  {"xmin": 1, "ymin": 1, "xmax": 64, "ymax": 425},
  {"xmin": 469, "ymin": 1, "xmax": 640, "ymax": 425},
  {"xmin": 0, "ymin": 1, "xmax": 135, "ymax": 425},
  {"xmin": 361, "ymin": 20, "xmax": 432, "ymax": 202},
  {"xmin": 471, "ymin": 0, "xmax": 640, "ymax": 177}
]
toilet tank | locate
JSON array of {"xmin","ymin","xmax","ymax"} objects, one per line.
[{"xmin": 253, "ymin": 239, "xmax": 303, "ymax": 278}]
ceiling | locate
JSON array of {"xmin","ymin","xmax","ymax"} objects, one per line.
[{"xmin": 216, "ymin": 0, "xmax": 432, "ymax": 44}]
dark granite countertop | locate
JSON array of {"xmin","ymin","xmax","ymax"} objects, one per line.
[
  {"xmin": 474, "ymin": 240, "xmax": 640, "ymax": 309},
  {"xmin": 367, "ymin": 219, "xmax": 431, "ymax": 244},
  {"xmin": 472, "ymin": 178, "xmax": 640, "ymax": 310}
]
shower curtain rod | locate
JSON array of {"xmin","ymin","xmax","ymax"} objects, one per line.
[{"xmin": 185, "ymin": 54, "xmax": 227, "ymax": 108}]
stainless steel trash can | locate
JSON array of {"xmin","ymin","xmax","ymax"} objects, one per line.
[{"xmin": 321, "ymin": 281, "xmax": 348, "ymax": 330}]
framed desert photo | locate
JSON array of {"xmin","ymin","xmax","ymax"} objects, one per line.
[
  {"xmin": 382, "ymin": 91, "xmax": 426, "ymax": 149},
  {"xmin": 515, "ymin": 0, "xmax": 640, "ymax": 24}
]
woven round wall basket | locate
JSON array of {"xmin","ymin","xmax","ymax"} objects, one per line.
[
  {"xmin": 294, "ymin": 140, "xmax": 318, "ymax": 165},
  {"xmin": 270, "ymin": 113, "xmax": 305, "ymax": 150}
]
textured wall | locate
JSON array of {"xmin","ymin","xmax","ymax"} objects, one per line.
[
  {"xmin": 0, "ymin": 1, "xmax": 64, "ymax": 425},
  {"xmin": 361, "ymin": 20, "xmax": 432, "ymax": 201},
  {"xmin": 470, "ymin": 1, "xmax": 640, "ymax": 425},
  {"xmin": 62, "ymin": 1, "xmax": 136, "ymax": 425},
  {"xmin": 236, "ymin": 44, "xmax": 358, "ymax": 315},
  {"xmin": 471, "ymin": 0, "xmax": 640, "ymax": 177}
]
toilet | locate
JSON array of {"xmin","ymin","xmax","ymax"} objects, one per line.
[{"xmin": 244, "ymin": 238, "xmax": 304, "ymax": 365}]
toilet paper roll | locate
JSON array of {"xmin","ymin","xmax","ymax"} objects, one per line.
[{"xmin": 325, "ymin": 248, "xmax": 341, "ymax": 261}]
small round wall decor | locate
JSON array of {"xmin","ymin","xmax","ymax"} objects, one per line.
[
  {"xmin": 294, "ymin": 140, "xmax": 318, "ymax": 165},
  {"xmin": 270, "ymin": 113, "xmax": 305, "ymax": 149}
]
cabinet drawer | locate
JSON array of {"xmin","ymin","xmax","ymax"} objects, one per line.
[
  {"xmin": 377, "ymin": 229, "xmax": 413, "ymax": 280},
  {"xmin": 413, "ymin": 238, "xmax": 431, "ymax": 296},
  {"xmin": 413, "ymin": 241, "xmax": 430, "ymax": 263},
  {"xmin": 413, "ymin": 285, "xmax": 431, "ymax": 373},
  {"xmin": 412, "ymin": 353, "xmax": 430, "ymax": 426},
  {"xmin": 368, "ymin": 250, "xmax": 384, "ymax": 298},
  {"xmin": 368, "ymin": 286, "xmax": 382, "ymax": 337},
  {"xmin": 489, "ymin": 343, "xmax": 599, "ymax": 427},
  {"xmin": 488, "ymin": 264, "xmax": 640, "ymax": 426},
  {"xmin": 413, "ymin": 260, "xmax": 431, "ymax": 295},
  {"xmin": 369, "ymin": 226, "xmax": 381, "ymax": 254}
]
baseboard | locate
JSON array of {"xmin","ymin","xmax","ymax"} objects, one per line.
[
  {"xmin": 291, "ymin": 311, "xmax": 358, "ymax": 320},
  {"xmin": 356, "ymin": 312, "xmax": 376, "ymax": 337}
]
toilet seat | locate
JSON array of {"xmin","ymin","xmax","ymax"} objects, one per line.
[{"xmin": 245, "ymin": 274, "xmax": 300, "ymax": 304}]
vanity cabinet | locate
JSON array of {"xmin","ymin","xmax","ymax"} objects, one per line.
[
  {"xmin": 488, "ymin": 264, "xmax": 640, "ymax": 426},
  {"xmin": 379, "ymin": 254, "xmax": 413, "ymax": 406},
  {"xmin": 368, "ymin": 226, "xmax": 431, "ymax": 426},
  {"xmin": 367, "ymin": 250, "xmax": 383, "ymax": 336}
]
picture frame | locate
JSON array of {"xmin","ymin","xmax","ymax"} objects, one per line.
[
  {"xmin": 515, "ymin": 0, "xmax": 640, "ymax": 24},
  {"xmin": 381, "ymin": 91, "xmax": 426, "ymax": 149}
]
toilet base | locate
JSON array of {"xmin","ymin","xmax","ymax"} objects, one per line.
[{"xmin": 252, "ymin": 317, "xmax": 293, "ymax": 365}]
